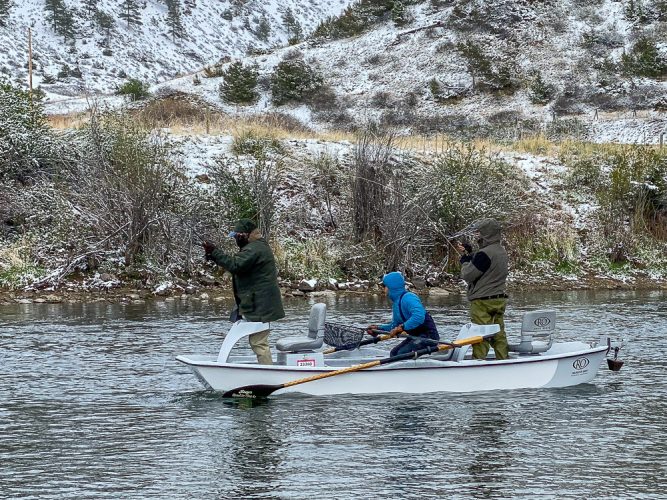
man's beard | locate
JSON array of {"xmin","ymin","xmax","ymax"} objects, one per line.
[{"xmin": 235, "ymin": 235, "xmax": 249, "ymax": 248}]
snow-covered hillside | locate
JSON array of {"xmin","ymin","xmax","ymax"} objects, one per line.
[
  {"xmin": 0, "ymin": 0, "xmax": 355, "ymax": 95},
  {"xmin": 151, "ymin": 0, "xmax": 666, "ymax": 143},
  {"xmin": 2, "ymin": 0, "xmax": 666, "ymax": 144}
]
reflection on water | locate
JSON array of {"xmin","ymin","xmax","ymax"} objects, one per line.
[
  {"xmin": 467, "ymin": 411, "xmax": 512, "ymax": 498},
  {"xmin": 0, "ymin": 290, "xmax": 666, "ymax": 498}
]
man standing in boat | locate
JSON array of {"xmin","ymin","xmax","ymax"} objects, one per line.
[
  {"xmin": 456, "ymin": 218, "xmax": 509, "ymax": 360},
  {"xmin": 202, "ymin": 218, "xmax": 285, "ymax": 365},
  {"xmin": 367, "ymin": 271, "xmax": 440, "ymax": 356}
]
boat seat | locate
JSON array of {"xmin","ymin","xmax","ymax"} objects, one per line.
[
  {"xmin": 431, "ymin": 323, "xmax": 490, "ymax": 362},
  {"xmin": 276, "ymin": 303, "xmax": 326, "ymax": 353},
  {"xmin": 508, "ymin": 309, "xmax": 555, "ymax": 354}
]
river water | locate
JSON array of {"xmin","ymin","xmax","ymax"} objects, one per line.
[{"xmin": 1, "ymin": 290, "xmax": 665, "ymax": 499}]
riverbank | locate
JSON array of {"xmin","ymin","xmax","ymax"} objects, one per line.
[
  {"xmin": 3, "ymin": 86, "xmax": 667, "ymax": 297},
  {"xmin": 2, "ymin": 271, "xmax": 666, "ymax": 306}
]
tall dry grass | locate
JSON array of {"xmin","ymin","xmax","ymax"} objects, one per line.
[{"xmin": 47, "ymin": 98, "xmax": 667, "ymax": 161}]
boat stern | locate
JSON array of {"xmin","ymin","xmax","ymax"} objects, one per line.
[{"xmin": 543, "ymin": 344, "xmax": 608, "ymax": 388}]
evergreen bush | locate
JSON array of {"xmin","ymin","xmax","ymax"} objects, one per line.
[
  {"xmin": 115, "ymin": 78, "xmax": 151, "ymax": 101},
  {"xmin": 622, "ymin": 36, "xmax": 667, "ymax": 79},
  {"xmin": 528, "ymin": 71, "xmax": 556, "ymax": 105},
  {"xmin": 219, "ymin": 61, "xmax": 259, "ymax": 105},
  {"xmin": 312, "ymin": 0, "xmax": 415, "ymax": 40},
  {"xmin": 0, "ymin": 81, "xmax": 69, "ymax": 184},
  {"xmin": 270, "ymin": 60, "xmax": 323, "ymax": 106}
]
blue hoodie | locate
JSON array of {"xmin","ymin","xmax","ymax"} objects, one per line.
[{"xmin": 379, "ymin": 272, "xmax": 426, "ymax": 332}]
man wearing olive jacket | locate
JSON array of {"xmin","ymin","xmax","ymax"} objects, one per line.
[
  {"xmin": 456, "ymin": 218, "xmax": 509, "ymax": 360},
  {"xmin": 203, "ymin": 218, "xmax": 285, "ymax": 365}
]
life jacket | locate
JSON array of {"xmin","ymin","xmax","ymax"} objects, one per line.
[{"xmin": 397, "ymin": 292, "xmax": 440, "ymax": 340}]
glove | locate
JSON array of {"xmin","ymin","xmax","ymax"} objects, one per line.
[
  {"xmin": 366, "ymin": 324, "xmax": 379, "ymax": 336},
  {"xmin": 389, "ymin": 324, "xmax": 404, "ymax": 337},
  {"xmin": 462, "ymin": 242, "xmax": 473, "ymax": 254},
  {"xmin": 202, "ymin": 240, "xmax": 216, "ymax": 261}
]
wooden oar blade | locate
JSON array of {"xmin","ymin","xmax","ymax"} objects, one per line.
[{"xmin": 222, "ymin": 384, "xmax": 281, "ymax": 399}]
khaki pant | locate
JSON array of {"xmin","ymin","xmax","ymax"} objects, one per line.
[
  {"xmin": 470, "ymin": 298, "xmax": 509, "ymax": 360},
  {"xmin": 249, "ymin": 330, "xmax": 273, "ymax": 365}
]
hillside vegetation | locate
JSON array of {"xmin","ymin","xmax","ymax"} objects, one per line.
[
  {"xmin": 1, "ymin": 1, "xmax": 667, "ymax": 297},
  {"xmin": 1, "ymin": 83, "xmax": 667, "ymax": 296}
]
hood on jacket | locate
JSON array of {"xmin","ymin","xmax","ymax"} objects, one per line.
[
  {"xmin": 382, "ymin": 271, "xmax": 406, "ymax": 302},
  {"xmin": 475, "ymin": 218, "xmax": 501, "ymax": 247}
]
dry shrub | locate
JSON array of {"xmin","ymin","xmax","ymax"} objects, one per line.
[
  {"xmin": 134, "ymin": 95, "xmax": 214, "ymax": 128},
  {"xmin": 248, "ymin": 112, "xmax": 312, "ymax": 134}
]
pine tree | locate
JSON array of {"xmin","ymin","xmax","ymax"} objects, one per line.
[
  {"xmin": 219, "ymin": 61, "xmax": 259, "ymax": 104},
  {"xmin": 119, "ymin": 0, "xmax": 142, "ymax": 28},
  {"xmin": 44, "ymin": 0, "xmax": 65, "ymax": 31},
  {"xmin": 281, "ymin": 7, "xmax": 303, "ymax": 44},
  {"xmin": 55, "ymin": 6, "xmax": 77, "ymax": 42},
  {"xmin": 82, "ymin": 0, "xmax": 98, "ymax": 17},
  {"xmin": 255, "ymin": 16, "xmax": 270, "ymax": 42},
  {"xmin": 0, "ymin": 0, "xmax": 12, "ymax": 27},
  {"xmin": 391, "ymin": 1, "xmax": 409, "ymax": 27},
  {"xmin": 165, "ymin": 0, "xmax": 185, "ymax": 41},
  {"xmin": 94, "ymin": 10, "xmax": 115, "ymax": 42}
]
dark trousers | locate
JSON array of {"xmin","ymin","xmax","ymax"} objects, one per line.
[{"xmin": 390, "ymin": 337, "xmax": 432, "ymax": 357}]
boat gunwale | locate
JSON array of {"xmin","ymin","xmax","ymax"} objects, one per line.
[{"xmin": 175, "ymin": 344, "xmax": 608, "ymax": 372}]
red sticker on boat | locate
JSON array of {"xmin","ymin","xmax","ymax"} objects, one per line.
[{"xmin": 297, "ymin": 359, "xmax": 316, "ymax": 367}]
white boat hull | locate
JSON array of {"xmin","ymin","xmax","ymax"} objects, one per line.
[{"xmin": 176, "ymin": 342, "xmax": 609, "ymax": 396}]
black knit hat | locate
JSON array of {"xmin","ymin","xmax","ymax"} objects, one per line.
[{"xmin": 229, "ymin": 218, "xmax": 257, "ymax": 237}]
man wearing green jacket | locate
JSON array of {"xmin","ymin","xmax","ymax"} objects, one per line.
[
  {"xmin": 456, "ymin": 218, "xmax": 509, "ymax": 360},
  {"xmin": 203, "ymin": 218, "xmax": 285, "ymax": 365}
]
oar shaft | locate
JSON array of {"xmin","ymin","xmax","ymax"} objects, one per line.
[
  {"xmin": 286, "ymin": 335, "xmax": 485, "ymax": 388},
  {"xmin": 377, "ymin": 334, "xmax": 486, "ymax": 364},
  {"xmin": 323, "ymin": 331, "xmax": 455, "ymax": 355},
  {"xmin": 282, "ymin": 360, "xmax": 382, "ymax": 388}
]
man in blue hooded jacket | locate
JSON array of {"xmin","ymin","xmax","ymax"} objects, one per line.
[{"xmin": 367, "ymin": 271, "xmax": 440, "ymax": 357}]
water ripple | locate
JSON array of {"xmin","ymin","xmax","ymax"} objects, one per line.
[{"xmin": 1, "ymin": 291, "xmax": 665, "ymax": 498}]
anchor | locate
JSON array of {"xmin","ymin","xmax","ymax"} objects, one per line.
[{"xmin": 606, "ymin": 338, "xmax": 624, "ymax": 371}]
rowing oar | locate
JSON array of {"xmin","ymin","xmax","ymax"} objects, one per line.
[{"xmin": 222, "ymin": 332, "xmax": 495, "ymax": 399}]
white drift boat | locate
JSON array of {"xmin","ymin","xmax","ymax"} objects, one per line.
[{"xmin": 176, "ymin": 304, "xmax": 622, "ymax": 398}]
